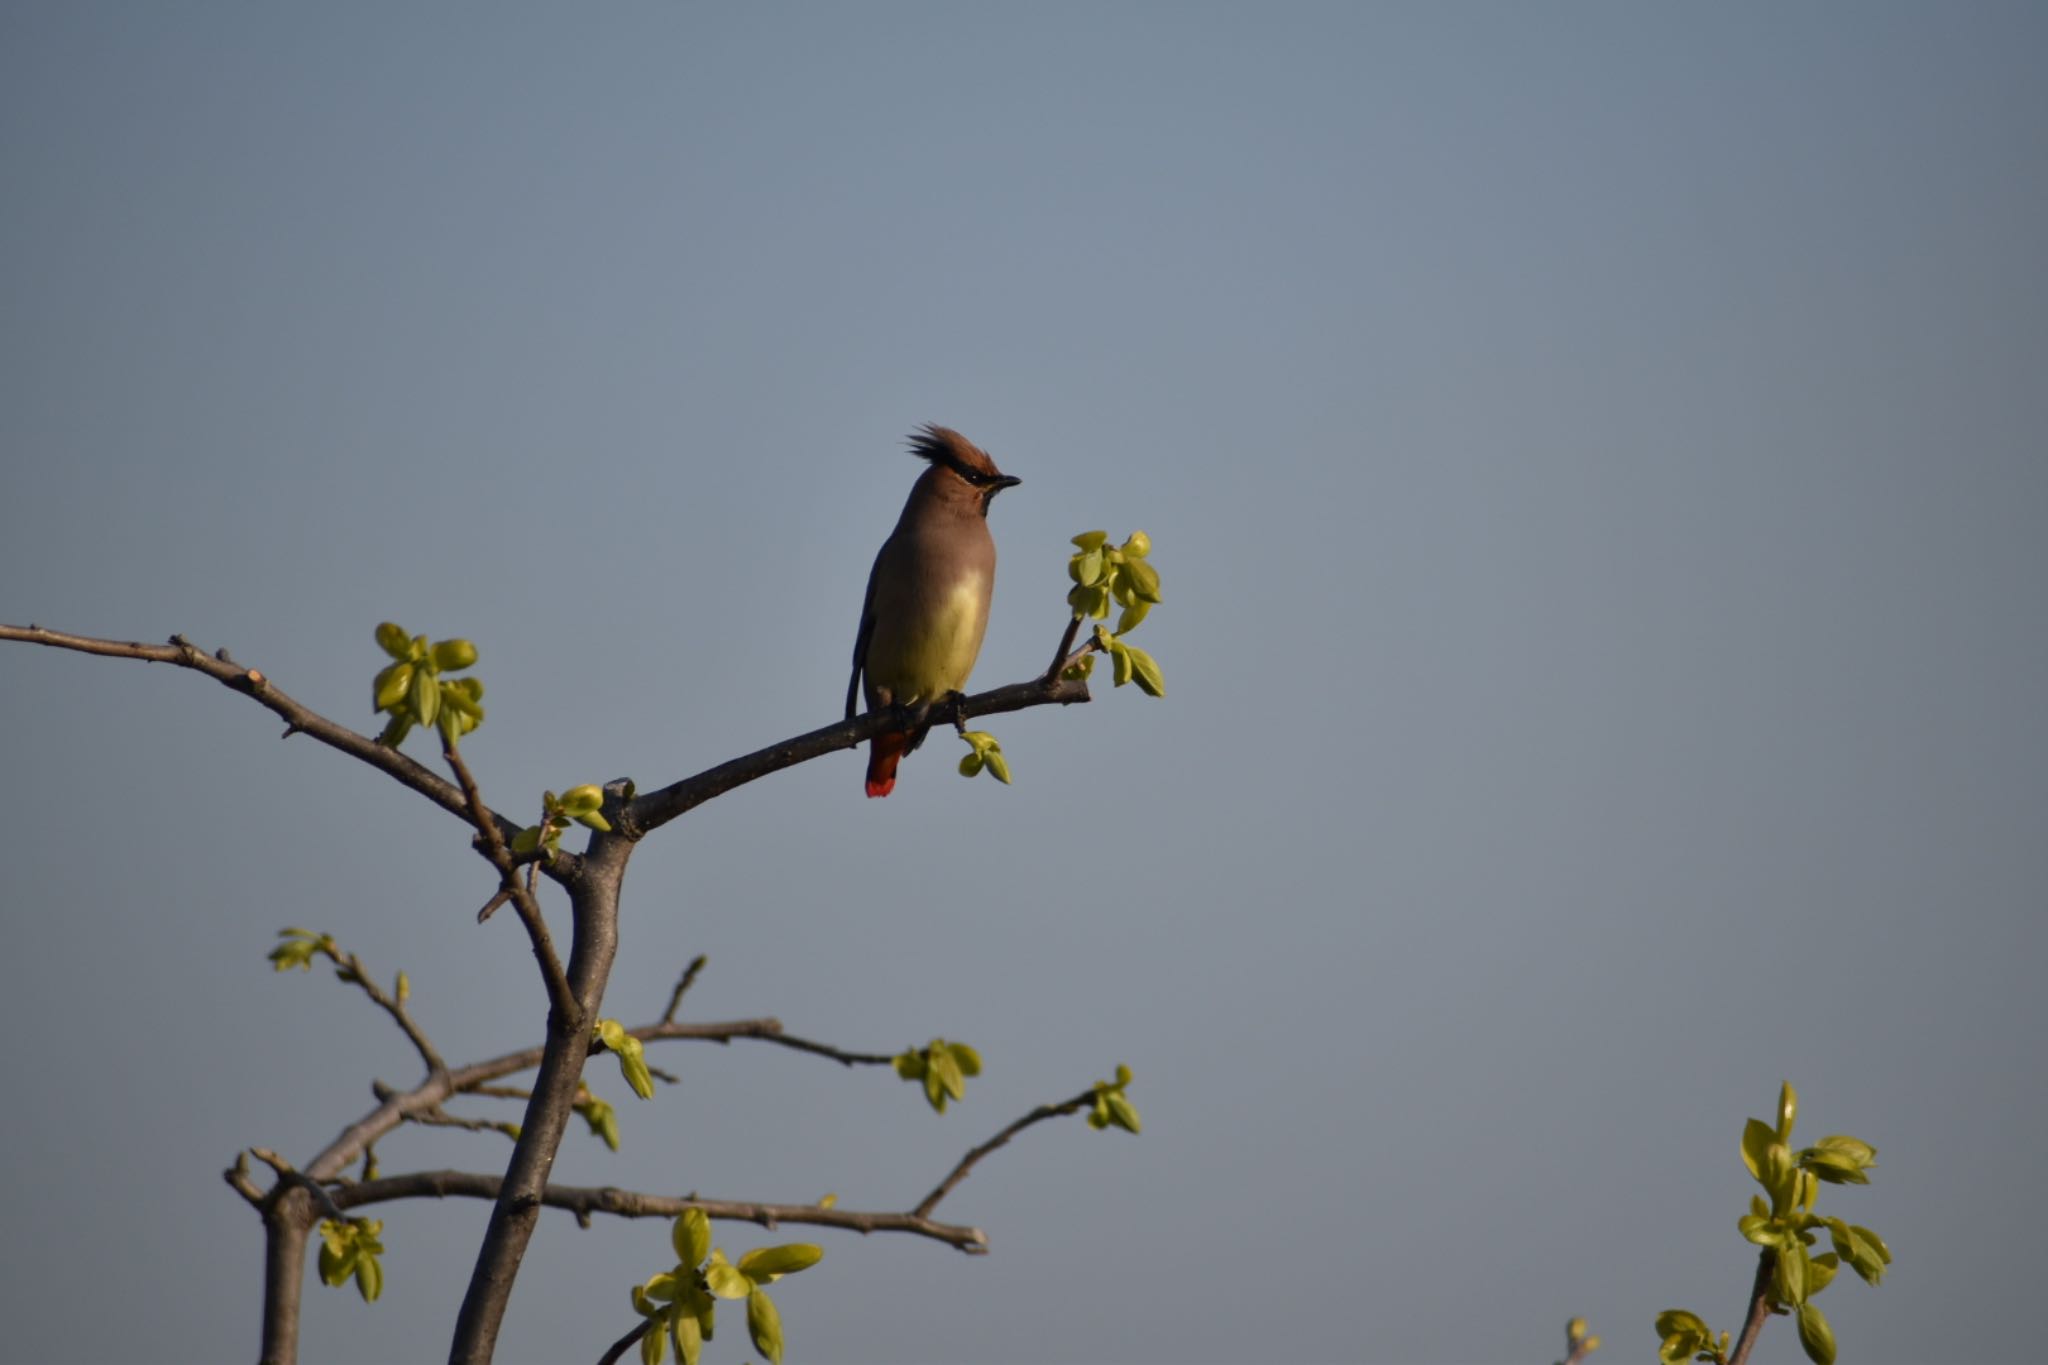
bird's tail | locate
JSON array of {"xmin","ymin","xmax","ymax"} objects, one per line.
[{"xmin": 865, "ymin": 729, "xmax": 911, "ymax": 798}]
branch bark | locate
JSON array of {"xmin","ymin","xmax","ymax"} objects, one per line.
[
  {"xmin": 333, "ymin": 1171, "xmax": 987, "ymax": 1251},
  {"xmin": 449, "ymin": 831, "xmax": 630, "ymax": 1363},
  {"xmin": 1726, "ymin": 1250, "xmax": 1778, "ymax": 1365},
  {"xmin": 622, "ymin": 673, "xmax": 1089, "ymax": 837}
]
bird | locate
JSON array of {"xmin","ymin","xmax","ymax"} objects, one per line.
[{"xmin": 847, "ymin": 424, "xmax": 1021, "ymax": 797}]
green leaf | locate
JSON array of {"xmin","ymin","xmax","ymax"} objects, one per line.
[
  {"xmin": 1123, "ymin": 530, "xmax": 1151, "ymax": 558},
  {"xmin": 1775, "ymin": 1242, "xmax": 1809, "ymax": 1305},
  {"xmin": 1126, "ymin": 645, "xmax": 1166, "ymax": 697},
  {"xmin": 738, "ymin": 1244, "xmax": 824, "ymax": 1281},
  {"xmin": 1106, "ymin": 1092, "xmax": 1142, "ymax": 1133},
  {"xmin": 1813, "ymin": 1135, "xmax": 1876, "ymax": 1167},
  {"xmin": 748, "ymin": 1288, "xmax": 785, "ymax": 1365},
  {"xmin": 1739, "ymin": 1214, "xmax": 1785, "ymax": 1248},
  {"xmin": 957, "ymin": 753, "xmax": 984, "ymax": 777},
  {"xmin": 1122, "ymin": 557, "xmax": 1162, "ymax": 602},
  {"xmin": 410, "ymin": 664, "xmax": 439, "ymax": 726},
  {"xmin": 893, "ymin": 1051, "xmax": 925, "ymax": 1081},
  {"xmin": 373, "ymin": 662, "xmax": 413, "ymax": 712},
  {"xmin": 1741, "ymin": 1118, "xmax": 1777, "ymax": 1182},
  {"xmin": 640, "ymin": 1314, "xmax": 666, "ymax": 1365},
  {"xmin": 354, "ymin": 1252, "xmax": 382, "ymax": 1303},
  {"xmin": 984, "ymin": 749, "xmax": 1011, "ymax": 784},
  {"xmin": 1808, "ymin": 1251, "xmax": 1840, "ymax": 1296},
  {"xmin": 1111, "ymin": 639, "xmax": 1134, "ymax": 687},
  {"xmin": 1070, "ymin": 548, "xmax": 1103, "ymax": 585},
  {"xmin": 1796, "ymin": 1302, "xmax": 1836, "ymax": 1365},
  {"xmin": 431, "ymin": 638, "xmax": 478, "ymax": 671},
  {"xmin": 1778, "ymin": 1081, "xmax": 1799, "ymax": 1140},
  {"xmin": 576, "ymin": 1092, "xmax": 620, "ymax": 1150},
  {"xmin": 1071, "ymin": 530, "xmax": 1109, "ymax": 551},
  {"xmin": 375, "ymin": 622, "xmax": 413, "ymax": 659},
  {"xmin": 673, "ymin": 1307, "xmax": 701, "ymax": 1365},
  {"xmin": 704, "ymin": 1254, "xmax": 752, "ymax": 1300},
  {"xmin": 675, "ymin": 1209, "xmax": 711, "ymax": 1267},
  {"xmin": 1115, "ymin": 598, "xmax": 1151, "ymax": 635},
  {"xmin": 947, "ymin": 1042, "xmax": 982, "ymax": 1076},
  {"xmin": 932, "ymin": 1046, "xmax": 967, "ymax": 1102},
  {"xmin": 616, "ymin": 1036, "xmax": 655, "ymax": 1100}
]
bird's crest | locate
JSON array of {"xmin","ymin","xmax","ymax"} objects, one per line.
[{"xmin": 908, "ymin": 424, "xmax": 1007, "ymax": 482}]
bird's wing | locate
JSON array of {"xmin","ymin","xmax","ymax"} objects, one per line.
[{"xmin": 847, "ymin": 562, "xmax": 880, "ymax": 721}]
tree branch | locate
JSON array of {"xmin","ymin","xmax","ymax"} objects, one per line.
[
  {"xmin": 622, "ymin": 673, "xmax": 1089, "ymax": 837},
  {"xmin": 332, "ymin": 1170, "xmax": 988, "ymax": 1251},
  {"xmin": 659, "ymin": 955, "xmax": 708, "ymax": 1025},
  {"xmin": 1726, "ymin": 1250, "xmax": 1779, "ymax": 1365},
  {"xmin": 914, "ymin": 1087, "xmax": 1098, "ymax": 1219},
  {"xmin": 441, "ymin": 736, "xmax": 577, "ymax": 1023},
  {"xmin": 0, "ymin": 625, "xmax": 529, "ymax": 838},
  {"xmin": 333, "ymin": 949, "xmax": 445, "ymax": 1076}
]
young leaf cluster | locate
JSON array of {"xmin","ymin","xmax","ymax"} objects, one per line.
[
  {"xmin": 317, "ymin": 1217, "xmax": 385, "ymax": 1303},
  {"xmin": 1086, "ymin": 1064, "xmax": 1141, "ymax": 1134},
  {"xmin": 574, "ymin": 1083, "xmax": 621, "ymax": 1151},
  {"xmin": 370, "ymin": 621, "xmax": 483, "ymax": 749},
  {"xmin": 510, "ymin": 784, "xmax": 612, "ymax": 858},
  {"xmin": 893, "ymin": 1038, "xmax": 982, "ymax": 1113},
  {"xmin": 1556, "ymin": 1315, "xmax": 1602, "ymax": 1364},
  {"xmin": 595, "ymin": 1019, "xmax": 656, "ymax": 1100},
  {"xmin": 956, "ymin": 730, "xmax": 1011, "ymax": 785},
  {"xmin": 268, "ymin": 927, "xmax": 339, "ymax": 972},
  {"xmin": 631, "ymin": 1208, "xmax": 823, "ymax": 1365},
  {"xmin": 1658, "ymin": 1082, "xmax": 1890, "ymax": 1365},
  {"xmin": 1065, "ymin": 531, "xmax": 1165, "ymax": 695}
]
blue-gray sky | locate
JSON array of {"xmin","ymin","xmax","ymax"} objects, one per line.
[{"xmin": 3, "ymin": 5, "xmax": 2044, "ymax": 1363}]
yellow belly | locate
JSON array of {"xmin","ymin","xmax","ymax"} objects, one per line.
[{"xmin": 869, "ymin": 574, "xmax": 988, "ymax": 705}]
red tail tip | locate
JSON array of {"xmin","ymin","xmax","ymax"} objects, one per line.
[{"xmin": 865, "ymin": 776, "xmax": 895, "ymax": 798}]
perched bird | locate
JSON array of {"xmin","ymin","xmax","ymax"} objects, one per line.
[{"xmin": 847, "ymin": 425, "xmax": 1021, "ymax": 797}]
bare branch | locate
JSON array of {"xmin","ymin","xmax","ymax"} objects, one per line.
[
  {"xmin": 596, "ymin": 1319, "xmax": 653, "ymax": 1365},
  {"xmin": 0, "ymin": 624, "xmax": 524, "ymax": 838},
  {"xmin": 224, "ymin": 1151, "xmax": 267, "ymax": 1208},
  {"xmin": 660, "ymin": 954, "xmax": 709, "ymax": 1025},
  {"xmin": 332, "ymin": 1170, "xmax": 988, "ymax": 1252},
  {"xmin": 332, "ymin": 950, "xmax": 445, "ymax": 1076},
  {"xmin": 441, "ymin": 735, "xmax": 577, "ymax": 1023},
  {"xmin": 914, "ymin": 1088, "xmax": 1098, "ymax": 1219},
  {"xmin": 249, "ymin": 1148, "xmax": 354, "ymax": 1225}
]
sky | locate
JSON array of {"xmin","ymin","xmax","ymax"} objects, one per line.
[{"xmin": 2, "ymin": 4, "xmax": 2045, "ymax": 1363}]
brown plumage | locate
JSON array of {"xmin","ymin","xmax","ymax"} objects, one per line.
[{"xmin": 847, "ymin": 425, "xmax": 1021, "ymax": 797}]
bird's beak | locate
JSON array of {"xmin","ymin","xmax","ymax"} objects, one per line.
[{"xmin": 992, "ymin": 474, "xmax": 1022, "ymax": 491}]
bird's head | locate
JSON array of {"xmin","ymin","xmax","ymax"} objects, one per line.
[{"xmin": 909, "ymin": 424, "xmax": 1020, "ymax": 513}]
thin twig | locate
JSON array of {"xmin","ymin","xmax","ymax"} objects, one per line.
[
  {"xmin": 1726, "ymin": 1250, "xmax": 1779, "ymax": 1365},
  {"xmin": 331, "ymin": 1171, "xmax": 989, "ymax": 1251},
  {"xmin": 660, "ymin": 955, "xmax": 709, "ymax": 1025},
  {"xmin": 1044, "ymin": 614, "xmax": 1085, "ymax": 681},
  {"xmin": 596, "ymin": 1319, "xmax": 653, "ymax": 1365},
  {"xmin": 914, "ymin": 1087, "xmax": 1098, "ymax": 1218},
  {"xmin": 416, "ymin": 1108, "xmax": 520, "ymax": 1140},
  {"xmin": 441, "ymin": 736, "xmax": 578, "ymax": 1024},
  {"xmin": 335, "ymin": 951, "xmax": 445, "ymax": 1075},
  {"xmin": 249, "ymin": 1149, "xmax": 354, "ymax": 1225}
]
